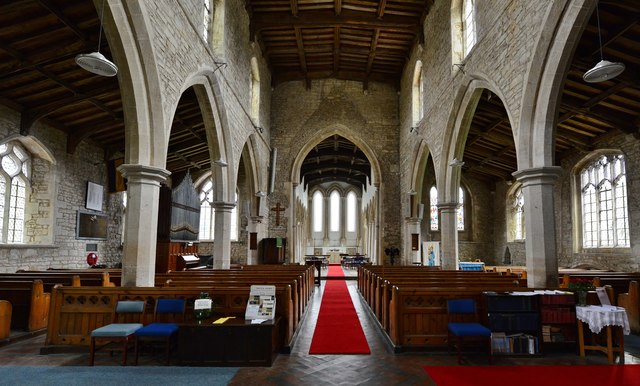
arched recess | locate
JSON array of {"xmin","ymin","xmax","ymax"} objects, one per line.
[
  {"xmin": 290, "ymin": 125, "xmax": 383, "ymax": 263},
  {"xmin": 441, "ymin": 77, "xmax": 515, "ymax": 203},
  {"xmin": 517, "ymin": 0, "xmax": 593, "ymax": 169},
  {"xmin": 180, "ymin": 71, "xmax": 235, "ymax": 204}
]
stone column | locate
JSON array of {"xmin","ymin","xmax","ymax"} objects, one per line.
[
  {"xmin": 513, "ymin": 167, "xmax": 562, "ymax": 288},
  {"xmin": 439, "ymin": 202, "xmax": 459, "ymax": 270},
  {"xmin": 118, "ymin": 164, "xmax": 170, "ymax": 287},
  {"xmin": 212, "ymin": 201, "xmax": 236, "ymax": 269}
]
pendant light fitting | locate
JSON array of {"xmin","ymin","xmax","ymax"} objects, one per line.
[
  {"xmin": 75, "ymin": 0, "xmax": 118, "ymax": 77},
  {"xmin": 582, "ymin": 3, "xmax": 624, "ymax": 83}
]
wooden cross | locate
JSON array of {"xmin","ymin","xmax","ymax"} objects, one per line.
[{"xmin": 271, "ymin": 203, "xmax": 285, "ymax": 226}]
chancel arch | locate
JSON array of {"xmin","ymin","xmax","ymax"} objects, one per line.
[{"xmin": 291, "ymin": 129, "xmax": 381, "ymax": 264}]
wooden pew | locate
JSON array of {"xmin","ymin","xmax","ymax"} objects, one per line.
[
  {"xmin": 0, "ymin": 280, "xmax": 49, "ymax": 332},
  {"xmin": 617, "ymin": 281, "xmax": 639, "ymax": 334},
  {"xmin": 386, "ymin": 285, "xmax": 524, "ymax": 351},
  {"xmin": 0, "ymin": 300, "xmax": 10, "ymax": 339},
  {"xmin": 11, "ymin": 270, "xmax": 116, "ymax": 287},
  {"xmin": 45, "ymin": 284, "xmax": 297, "ymax": 353}
]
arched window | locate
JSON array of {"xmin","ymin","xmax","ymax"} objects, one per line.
[
  {"xmin": 411, "ymin": 61, "xmax": 423, "ymax": 126},
  {"xmin": 346, "ymin": 191, "xmax": 357, "ymax": 232},
  {"xmin": 312, "ymin": 191, "xmax": 323, "ymax": 232},
  {"xmin": 330, "ymin": 190, "xmax": 340, "ymax": 232},
  {"xmin": 580, "ymin": 154, "xmax": 629, "ymax": 248},
  {"xmin": 198, "ymin": 180, "xmax": 238, "ymax": 241},
  {"xmin": 0, "ymin": 142, "xmax": 31, "ymax": 243},
  {"xmin": 514, "ymin": 187, "xmax": 525, "ymax": 240},
  {"xmin": 250, "ymin": 58, "xmax": 260, "ymax": 125},
  {"xmin": 462, "ymin": 0, "xmax": 476, "ymax": 57},
  {"xmin": 429, "ymin": 186, "xmax": 438, "ymax": 231},
  {"xmin": 456, "ymin": 187, "xmax": 465, "ymax": 231},
  {"xmin": 198, "ymin": 180, "xmax": 214, "ymax": 240},
  {"xmin": 202, "ymin": 0, "xmax": 211, "ymax": 42}
]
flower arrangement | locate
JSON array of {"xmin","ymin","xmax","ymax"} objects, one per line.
[{"xmin": 568, "ymin": 277, "xmax": 594, "ymax": 292}]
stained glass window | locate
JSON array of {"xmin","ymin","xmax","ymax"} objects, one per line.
[
  {"xmin": 430, "ymin": 186, "xmax": 438, "ymax": 231},
  {"xmin": 330, "ymin": 190, "xmax": 340, "ymax": 232},
  {"xmin": 346, "ymin": 191, "xmax": 357, "ymax": 232},
  {"xmin": 514, "ymin": 187, "xmax": 525, "ymax": 240},
  {"xmin": 313, "ymin": 191, "xmax": 323, "ymax": 232},
  {"xmin": 456, "ymin": 187, "xmax": 465, "ymax": 231}
]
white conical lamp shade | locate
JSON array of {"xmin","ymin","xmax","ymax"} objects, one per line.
[
  {"xmin": 582, "ymin": 60, "xmax": 625, "ymax": 83},
  {"xmin": 75, "ymin": 52, "xmax": 118, "ymax": 77}
]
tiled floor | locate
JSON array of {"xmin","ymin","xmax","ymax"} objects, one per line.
[{"xmin": 1, "ymin": 269, "xmax": 638, "ymax": 385}]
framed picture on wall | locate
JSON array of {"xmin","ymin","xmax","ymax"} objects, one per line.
[
  {"xmin": 86, "ymin": 182, "xmax": 103, "ymax": 211},
  {"xmin": 423, "ymin": 241, "xmax": 440, "ymax": 267}
]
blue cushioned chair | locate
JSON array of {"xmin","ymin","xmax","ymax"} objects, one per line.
[
  {"xmin": 134, "ymin": 298, "xmax": 186, "ymax": 365},
  {"xmin": 89, "ymin": 300, "xmax": 146, "ymax": 366},
  {"xmin": 447, "ymin": 299, "xmax": 492, "ymax": 364}
]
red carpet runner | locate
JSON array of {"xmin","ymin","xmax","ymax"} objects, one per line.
[
  {"xmin": 424, "ymin": 365, "xmax": 640, "ymax": 386},
  {"xmin": 309, "ymin": 264, "xmax": 370, "ymax": 354}
]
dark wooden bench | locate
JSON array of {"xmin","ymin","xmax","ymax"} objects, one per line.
[{"xmin": 0, "ymin": 280, "xmax": 49, "ymax": 332}]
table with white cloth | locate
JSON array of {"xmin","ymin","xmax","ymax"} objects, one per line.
[{"xmin": 575, "ymin": 305, "xmax": 630, "ymax": 364}]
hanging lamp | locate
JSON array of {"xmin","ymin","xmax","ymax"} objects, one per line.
[
  {"xmin": 582, "ymin": 3, "xmax": 624, "ymax": 83},
  {"xmin": 75, "ymin": 0, "xmax": 118, "ymax": 77}
]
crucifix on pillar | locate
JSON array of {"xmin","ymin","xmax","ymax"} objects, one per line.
[{"xmin": 271, "ymin": 203, "xmax": 285, "ymax": 226}]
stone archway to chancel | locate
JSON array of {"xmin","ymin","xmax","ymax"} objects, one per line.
[{"xmin": 290, "ymin": 128, "xmax": 382, "ymax": 265}]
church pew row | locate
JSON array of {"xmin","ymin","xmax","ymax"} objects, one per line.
[
  {"xmin": 163, "ymin": 264, "xmax": 315, "ymax": 304},
  {"xmin": 44, "ymin": 284, "xmax": 297, "ymax": 353},
  {"xmin": 8, "ymin": 271, "xmax": 116, "ymax": 287},
  {"xmin": 161, "ymin": 276, "xmax": 303, "ymax": 331},
  {"xmin": 159, "ymin": 265, "xmax": 315, "ymax": 315},
  {"xmin": 484, "ymin": 265, "xmax": 527, "ymax": 279},
  {"xmin": 0, "ymin": 280, "xmax": 49, "ymax": 332},
  {"xmin": 386, "ymin": 285, "xmax": 523, "ymax": 351},
  {"xmin": 159, "ymin": 265, "xmax": 314, "ymax": 302}
]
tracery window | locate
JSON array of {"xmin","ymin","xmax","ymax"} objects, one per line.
[
  {"xmin": 198, "ymin": 180, "xmax": 238, "ymax": 240},
  {"xmin": 0, "ymin": 142, "xmax": 31, "ymax": 243},
  {"xmin": 580, "ymin": 154, "xmax": 629, "ymax": 248}
]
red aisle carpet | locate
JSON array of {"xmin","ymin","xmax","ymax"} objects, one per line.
[
  {"xmin": 309, "ymin": 264, "xmax": 370, "ymax": 355},
  {"xmin": 424, "ymin": 365, "xmax": 640, "ymax": 386}
]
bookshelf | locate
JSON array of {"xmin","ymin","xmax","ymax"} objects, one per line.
[
  {"xmin": 485, "ymin": 293, "xmax": 541, "ymax": 355},
  {"xmin": 540, "ymin": 293, "xmax": 577, "ymax": 350}
]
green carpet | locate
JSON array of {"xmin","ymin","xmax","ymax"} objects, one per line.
[{"xmin": 0, "ymin": 366, "xmax": 238, "ymax": 386}]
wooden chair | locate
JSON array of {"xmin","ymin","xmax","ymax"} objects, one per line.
[
  {"xmin": 89, "ymin": 300, "xmax": 146, "ymax": 366},
  {"xmin": 134, "ymin": 298, "xmax": 186, "ymax": 365},
  {"xmin": 447, "ymin": 299, "xmax": 492, "ymax": 364}
]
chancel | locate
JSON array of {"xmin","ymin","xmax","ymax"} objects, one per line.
[{"xmin": 0, "ymin": 0, "xmax": 639, "ymax": 384}]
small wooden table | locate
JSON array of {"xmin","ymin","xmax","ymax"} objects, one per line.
[{"xmin": 576, "ymin": 305, "xmax": 630, "ymax": 364}]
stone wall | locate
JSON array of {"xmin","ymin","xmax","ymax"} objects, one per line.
[
  {"xmin": 0, "ymin": 106, "xmax": 123, "ymax": 272},
  {"xmin": 270, "ymin": 79, "xmax": 401, "ymax": 258}
]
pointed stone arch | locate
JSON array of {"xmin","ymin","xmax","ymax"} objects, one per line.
[{"xmin": 518, "ymin": 0, "xmax": 593, "ymax": 169}]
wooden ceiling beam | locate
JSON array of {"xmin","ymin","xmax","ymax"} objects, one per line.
[
  {"xmin": 561, "ymin": 99, "xmax": 639, "ymax": 134},
  {"xmin": 36, "ymin": 0, "xmax": 93, "ymax": 44},
  {"xmin": 333, "ymin": 26, "xmax": 341, "ymax": 73},
  {"xmin": 252, "ymin": 10, "xmax": 420, "ymax": 33},
  {"xmin": 377, "ymin": 0, "xmax": 387, "ymax": 19},
  {"xmin": 294, "ymin": 27, "xmax": 308, "ymax": 78},
  {"xmin": 335, "ymin": 0, "xmax": 342, "ymax": 16}
]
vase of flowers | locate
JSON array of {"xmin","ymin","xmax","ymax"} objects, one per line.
[{"xmin": 568, "ymin": 278, "xmax": 594, "ymax": 306}]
